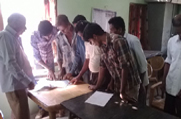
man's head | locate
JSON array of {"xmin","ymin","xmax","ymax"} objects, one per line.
[
  {"xmin": 72, "ymin": 15, "xmax": 86, "ymax": 27},
  {"xmin": 56, "ymin": 14, "xmax": 71, "ymax": 35},
  {"xmin": 108, "ymin": 16, "xmax": 125, "ymax": 35},
  {"xmin": 83, "ymin": 23, "xmax": 105, "ymax": 47},
  {"xmin": 172, "ymin": 14, "xmax": 181, "ymax": 39},
  {"xmin": 8, "ymin": 13, "xmax": 26, "ymax": 35},
  {"xmin": 75, "ymin": 20, "xmax": 89, "ymax": 40},
  {"xmin": 38, "ymin": 20, "xmax": 53, "ymax": 40}
]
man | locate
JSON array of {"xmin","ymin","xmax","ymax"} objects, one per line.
[
  {"xmin": 108, "ymin": 17, "xmax": 148, "ymax": 105},
  {"xmin": 31, "ymin": 20, "xmax": 58, "ymax": 80},
  {"xmin": 0, "ymin": 13, "xmax": 35, "ymax": 119},
  {"xmin": 56, "ymin": 15, "xmax": 85, "ymax": 79},
  {"xmin": 72, "ymin": 15, "xmax": 86, "ymax": 27},
  {"xmin": 162, "ymin": 14, "xmax": 181, "ymax": 117},
  {"xmin": 71, "ymin": 21, "xmax": 110, "ymax": 89},
  {"xmin": 83, "ymin": 23, "xmax": 141, "ymax": 102}
]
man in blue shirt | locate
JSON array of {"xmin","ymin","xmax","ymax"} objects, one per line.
[{"xmin": 56, "ymin": 15, "xmax": 85, "ymax": 79}]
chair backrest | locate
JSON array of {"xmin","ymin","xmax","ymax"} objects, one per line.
[
  {"xmin": 147, "ymin": 63, "xmax": 153, "ymax": 79},
  {"xmin": 147, "ymin": 56, "xmax": 164, "ymax": 71}
]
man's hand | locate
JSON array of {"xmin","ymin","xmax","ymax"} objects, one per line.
[
  {"xmin": 88, "ymin": 85, "xmax": 97, "ymax": 91},
  {"xmin": 106, "ymin": 80, "xmax": 114, "ymax": 92},
  {"xmin": 70, "ymin": 76, "xmax": 80, "ymax": 85},
  {"xmin": 63, "ymin": 73, "xmax": 72, "ymax": 80},
  {"xmin": 120, "ymin": 93, "xmax": 136, "ymax": 103},
  {"xmin": 28, "ymin": 82, "xmax": 35, "ymax": 90},
  {"xmin": 177, "ymin": 90, "xmax": 181, "ymax": 98},
  {"xmin": 58, "ymin": 68, "xmax": 66, "ymax": 80},
  {"xmin": 48, "ymin": 69, "xmax": 56, "ymax": 80}
]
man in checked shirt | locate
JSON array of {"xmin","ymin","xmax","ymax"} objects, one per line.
[
  {"xmin": 31, "ymin": 20, "xmax": 59, "ymax": 118},
  {"xmin": 31, "ymin": 20, "xmax": 58, "ymax": 80},
  {"xmin": 84, "ymin": 23, "xmax": 141, "ymax": 102}
]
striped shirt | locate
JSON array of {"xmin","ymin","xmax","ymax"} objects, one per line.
[
  {"xmin": 100, "ymin": 33, "xmax": 141, "ymax": 93},
  {"xmin": 31, "ymin": 27, "xmax": 58, "ymax": 71}
]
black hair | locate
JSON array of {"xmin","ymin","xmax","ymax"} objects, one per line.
[
  {"xmin": 75, "ymin": 20, "xmax": 89, "ymax": 33},
  {"xmin": 56, "ymin": 14, "xmax": 69, "ymax": 26},
  {"xmin": 108, "ymin": 16, "xmax": 125, "ymax": 32},
  {"xmin": 38, "ymin": 20, "xmax": 53, "ymax": 36},
  {"xmin": 172, "ymin": 17, "xmax": 181, "ymax": 27},
  {"xmin": 72, "ymin": 15, "xmax": 86, "ymax": 24},
  {"xmin": 83, "ymin": 23, "xmax": 105, "ymax": 42}
]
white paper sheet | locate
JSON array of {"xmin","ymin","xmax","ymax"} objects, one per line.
[
  {"xmin": 85, "ymin": 91, "xmax": 113, "ymax": 107},
  {"xmin": 33, "ymin": 79, "xmax": 70, "ymax": 91}
]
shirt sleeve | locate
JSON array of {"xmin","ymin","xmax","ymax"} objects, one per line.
[
  {"xmin": 131, "ymin": 37, "xmax": 147, "ymax": 73},
  {"xmin": 56, "ymin": 36, "xmax": 63, "ymax": 62},
  {"xmin": 165, "ymin": 39, "xmax": 172, "ymax": 64},
  {"xmin": 100, "ymin": 56, "xmax": 106, "ymax": 68},
  {"xmin": 70, "ymin": 37, "xmax": 81, "ymax": 74},
  {"xmin": 30, "ymin": 35, "xmax": 42, "ymax": 61},
  {"xmin": 85, "ymin": 43, "xmax": 90, "ymax": 59},
  {"xmin": 114, "ymin": 38, "xmax": 131, "ymax": 68},
  {"xmin": 0, "ymin": 33, "xmax": 32, "ymax": 87}
]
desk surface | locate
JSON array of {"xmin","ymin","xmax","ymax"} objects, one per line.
[
  {"xmin": 62, "ymin": 92, "xmax": 180, "ymax": 119},
  {"xmin": 144, "ymin": 50, "xmax": 162, "ymax": 59},
  {"xmin": 28, "ymin": 83, "xmax": 92, "ymax": 112}
]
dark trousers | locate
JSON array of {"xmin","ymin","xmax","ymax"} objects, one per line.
[
  {"xmin": 164, "ymin": 93, "xmax": 181, "ymax": 118},
  {"xmin": 138, "ymin": 84, "xmax": 147, "ymax": 107}
]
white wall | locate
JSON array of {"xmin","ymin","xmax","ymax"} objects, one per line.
[{"xmin": 0, "ymin": 92, "xmax": 38, "ymax": 119}]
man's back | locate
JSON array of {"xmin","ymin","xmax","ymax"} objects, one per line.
[{"xmin": 124, "ymin": 33, "xmax": 148, "ymax": 86}]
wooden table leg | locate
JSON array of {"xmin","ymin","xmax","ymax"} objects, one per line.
[
  {"xmin": 49, "ymin": 112, "xmax": 56, "ymax": 119},
  {"xmin": 69, "ymin": 112, "xmax": 74, "ymax": 119}
]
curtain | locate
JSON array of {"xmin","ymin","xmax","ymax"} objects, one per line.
[
  {"xmin": 0, "ymin": 8, "xmax": 4, "ymax": 31},
  {"xmin": 129, "ymin": 4, "xmax": 150, "ymax": 50},
  {"xmin": 44, "ymin": 0, "xmax": 56, "ymax": 25}
]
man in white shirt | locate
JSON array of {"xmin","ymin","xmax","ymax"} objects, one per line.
[
  {"xmin": 71, "ymin": 21, "xmax": 110, "ymax": 89},
  {"xmin": 0, "ymin": 13, "xmax": 35, "ymax": 119},
  {"xmin": 108, "ymin": 17, "xmax": 149, "ymax": 105},
  {"xmin": 162, "ymin": 14, "xmax": 181, "ymax": 117}
]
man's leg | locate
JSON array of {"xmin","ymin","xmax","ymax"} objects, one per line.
[
  {"xmin": 164, "ymin": 93, "xmax": 176, "ymax": 116},
  {"xmin": 138, "ymin": 83, "xmax": 146, "ymax": 106},
  {"xmin": 6, "ymin": 89, "xmax": 30, "ymax": 119},
  {"xmin": 175, "ymin": 96, "xmax": 181, "ymax": 118}
]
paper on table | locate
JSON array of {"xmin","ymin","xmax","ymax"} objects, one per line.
[
  {"xmin": 85, "ymin": 91, "xmax": 113, "ymax": 107},
  {"xmin": 33, "ymin": 79, "xmax": 70, "ymax": 91}
]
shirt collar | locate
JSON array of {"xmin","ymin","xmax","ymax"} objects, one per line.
[
  {"xmin": 176, "ymin": 35, "xmax": 180, "ymax": 42},
  {"xmin": 123, "ymin": 33, "xmax": 127, "ymax": 38},
  {"xmin": 5, "ymin": 25, "xmax": 18, "ymax": 36}
]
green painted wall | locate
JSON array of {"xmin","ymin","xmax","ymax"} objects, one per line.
[{"xmin": 57, "ymin": 0, "xmax": 145, "ymax": 31}]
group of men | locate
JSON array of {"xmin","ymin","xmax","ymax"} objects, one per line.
[{"xmin": 0, "ymin": 12, "xmax": 181, "ymax": 119}]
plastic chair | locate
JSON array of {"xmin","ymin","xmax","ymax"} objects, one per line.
[
  {"xmin": 149, "ymin": 81, "xmax": 165, "ymax": 110},
  {"xmin": 147, "ymin": 56, "xmax": 164, "ymax": 82}
]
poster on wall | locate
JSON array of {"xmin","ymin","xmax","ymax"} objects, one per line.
[{"xmin": 92, "ymin": 8, "xmax": 116, "ymax": 32}]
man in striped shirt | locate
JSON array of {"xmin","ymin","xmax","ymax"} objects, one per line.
[{"xmin": 83, "ymin": 23, "xmax": 141, "ymax": 102}]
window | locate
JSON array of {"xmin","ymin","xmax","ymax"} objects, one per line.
[{"xmin": 1, "ymin": 0, "xmax": 56, "ymax": 67}]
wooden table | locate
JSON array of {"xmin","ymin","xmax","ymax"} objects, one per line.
[
  {"xmin": 144, "ymin": 50, "xmax": 162, "ymax": 59},
  {"xmin": 28, "ymin": 83, "xmax": 92, "ymax": 119},
  {"xmin": 62, "ymin": 92, "xmax": 180, "ymax": 119}
]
